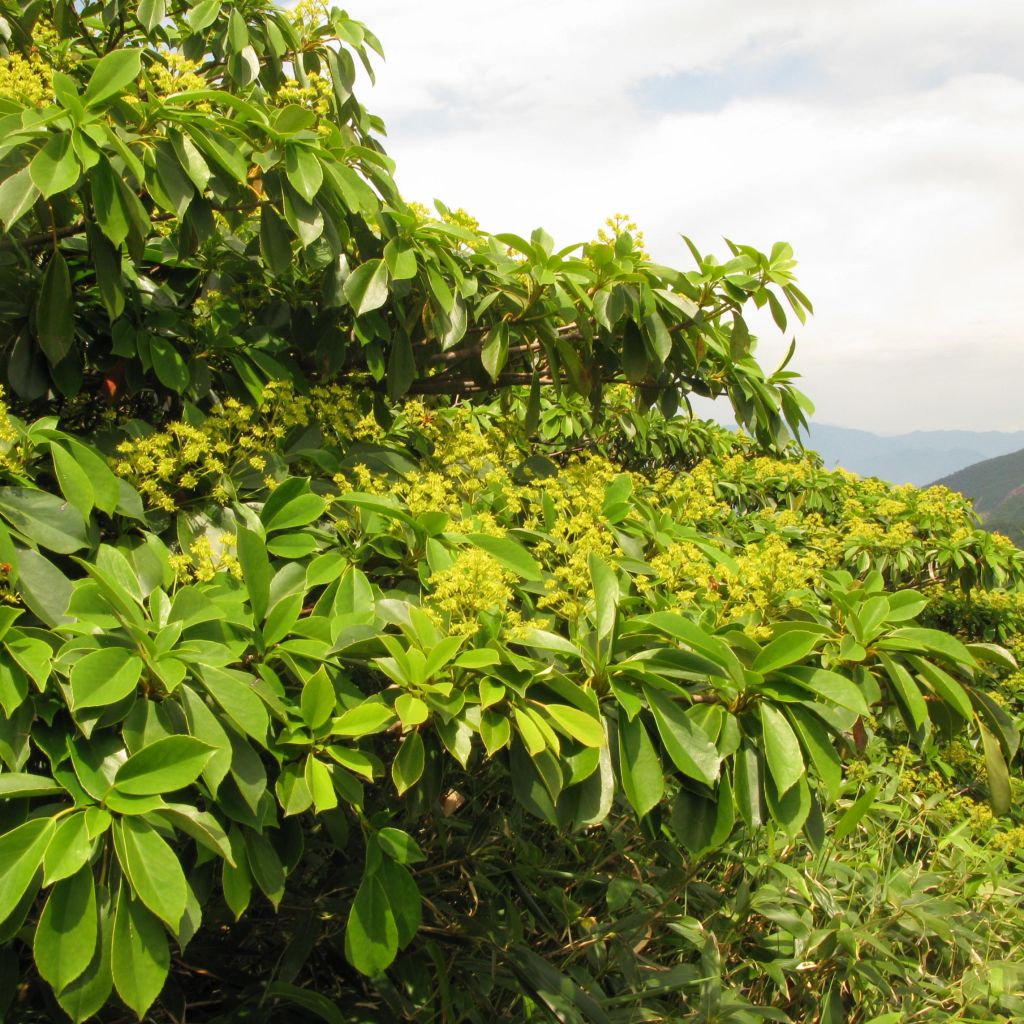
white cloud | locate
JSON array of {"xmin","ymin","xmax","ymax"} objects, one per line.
[{"xmin": 351, "ymin": 1, "xmax": 1024, "ymax": 432}]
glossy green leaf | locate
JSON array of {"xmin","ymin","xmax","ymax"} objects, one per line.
[
  {"xmin": 30, "ymin": 133, "xmax": 80, "ymax": 199},
  {"xmin": 34, "ymin": 865, "xmax": 98, "ymax": 994},
  {"xmin": 392, "ymin": 730, "xmax": 424, "ymax": 795},
  {"xmin": 115, "ymin": 818, "xmax": 187, "ymax": 930},
  {"xmin": 342, "ymin": 259, "xmax": 389, "ymax": 316},
  {"xmin": 759, "ymin": 702, "xmax": 805, "ymax": 796},
  {"xmin": 616, "ymin": 714, "xmax": 663, "ymax": 819},
  {"xmin": 70, "ymin": 648, "xmax": 143, "ymax": 709},
  {"xmin": 111, "ymin": 888, "xmax": 169, "ymax": 1019},
  {"xmin": 753, "ymin": 630, "xmax": 820, "ymax": 674},
  {"xmin": 83, "ymin": 50, "xmax": 143, "ymax": 108},
  {"xmin": 464, "ymin": 533, "xmax": 542, "ymax": 581},
  {"xmin": 44, "ymin": 812, "xmax": 94, "ymax": 886},
  {"xmin": 114, "ymin": 736, "xmax": 215, "ymax": 795},
  {"xmin": 332, "ymin": 701, "xmax": 395, "ymax": 737},
  {"xmin": 643, "ymin": 686, "xmax": 720, "ymax": 786},
  {"xmin": 0, "ymin": 817, "xmax": 56, "ymax": 922},
  {"xmin": 344, "ymin": 872, "xmax": 398, "ymax": 976},
  {"xmin": 35, "ymin": 251, "xmax": 75, "ymax": 364},
  {"xmin": 543, "ymin": 704, "xmax": 605, "ymax": 748}
]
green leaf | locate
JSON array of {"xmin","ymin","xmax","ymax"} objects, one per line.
[
  {"xmin": 377, "ymin": 857, "xmax": 421, "ymax": 948},
  {"xmin": 342, "ymin": 259, "xmax": 389, "ymax": 316},
  {"xmin": 616, "ymin": 714, "xmax": 664, "ymax": 818},
  {"xmin": 464, "ymin": 533, "xmax": 542, "ymax": 581},
  {"xmin": 262, "ymin": 489, "xmax": 325, "ymax": 533},
  {"xmin": 149, "ymin": 336, "xmax": 190, "ymax": 391},
  {"xmin": 70, "ymin": 648, "xmax": 143, "ymax": 710},
  {"xmin": 200, "ymin": 667, "xmax": 269, "ymax": 744},
  {"xmin": 13, "ymin": 548, "xmax": 73, "ymax": 626},
  {"xmin": 259, "ymin": 203, "xmax": 293, "ymax": 277},
  {"xmin": 87, "ymin": 225, "xmax": 125, "ymax": 320},
  {"xmin": 285, "ymin": 145, "xmax": 323, "ymax": 203},
  {"xmin": 345, "ymin": 873, "xmax": 398, "ymax": 976},
  {"xmin": 55, "ymin": 891, "xmax": 113, "ymax": 1024},
  {"xmin": 781, "ymin": 666, "xmax": 870, "ymax": 716},
  {"xmin": 383, "ymin": 238, "xmax": 417, "ymax": 280},
  {"xmin": 300, "ymin": 669, "xmax": 335, "ymax": 730},
  {"xmin": 543, "ymin": 704, "xmax": 605, "ymax": 749},
  {"xmin": 981, "ymin": 724, "xmax": 1011, "ymax": 815},
  {"xmin": 392, "ymin": 731, "xmax": 424, "ymax": 795},
  {"xmin": 878, "ymin": 627, "xmax": 976, "ymax": 667},
  {"xmin": 111, "ymin": 889, "xmax": 169, "ymax": 1019},
  {"xmin": 332, "ymin": 701, "xmax": 395, "ymax": 737},
  {"xmin": 753, "ymin": 630, "xmax": 820, "ymax": 674},
  {"xmin": 264, "ymin": 982, "xmax": 346, "ymax": 1024},
  {"xmin": 0, "ymin": 486, "xmax": 90, "ymax": 553},
  {"xmin": 376, "ymin": 827, "xmax": 425, "ymax": 865},
  {"xmin": 35, "ymin": 251, "xmax": 75, "ymax": 364},
  {"xmin": 30, "ymin": 133, "xmax": 81, "ymax": 199},
  {"xmin": 44, "ymin": 812, "xmax": 94, "ymax": 885},
  {"xmin": 305, "ymin": 756, "xmax": 337, "ymax": 813},
  {"xmin": 910, "ymin": 655, "xmax": 974, "ymax": 721},
  {"xmin": 236, "ymin": 526, "xmax": 272, "ymax": 623},
  {"xmin": 0, "ymin": 817, "xmax": 56, "ymax": 922},
  {"xmin": 114, "ymin": 736, "xmax": 215, "ymax": 796},
  {"xmin": 834, "ymin": 784, "xmax": 878, "ymax": 842},
  {"xmin": 759, "ymin": 702, "xmax": 804, "ymax": 796},
  {"xmin": 0, "ymin": 772, "xmax": 63, "ymax": 800},
  {"xmin": 51, "ymin": 443, "xmax": 94, "ymax": 518},
  {"xmin": 589, "ymin": 554, "xmax": 618, "ymax": 644},
  {"xmin": 137, "ymin": 0, "xmax": 165, "ymax": 33},
  {"xmin": 154, "ymin": 805, "xmax": 233, "ymax": 864},
  {"xmin": 83, "ymin": 50, "xmax": 143, "ymax": 108},
  {"xmin": 643, "ymin": 686, "xmax": 720, "ymax": 786},
  {"xmin": 115, "ymin": 818, "xmax": 187, "ymax": 930},
  {"xmin": 89, "ymin": 158, "xmax": 130, "ymax": 246},
  {"xmin": 879, "ymin": 653, "xmax": 928, "ymax": 732},
  {"xmin": 187, "ymin": 0, "xmax": 221, "ymax": 32},
  {"xmin": 786, "ymin": 705, "xmax": 841, "ymax": 800},
  {"xmin": 481, "ymin": 322, "xmax": 509, "ymax": 381},
  {"xmin": 244, "ymin": 830, "xmax": 286, "ymax": 908},
  {"xmin": 34, "ymin": 865, "xmax": 97, "ymax": 994},
  {"xmin": 0, "ymin": 166, "xmax": 40, "ymax": 231}
]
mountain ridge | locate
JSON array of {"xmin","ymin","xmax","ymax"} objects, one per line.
[
  {"xmin": 932, "ymin": 448, "xmax": 1024, "ymax": 546},
  {"xmin": 801, "ymin": 423, "xmax": 1024, "ymax": 486}
]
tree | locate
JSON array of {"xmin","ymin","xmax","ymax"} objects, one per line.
[
  {"xmin": 0, "ymin": 0, "xmax": 812, "ymax": 445},
  {"xmin": 0, "ymin": 2, "xmax": 1022, "ymax": 1021}
]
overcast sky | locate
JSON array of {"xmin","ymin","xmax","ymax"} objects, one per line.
[{"xmin": 354, "ymin": 1, "xmax": 1024, "ymax": 433}]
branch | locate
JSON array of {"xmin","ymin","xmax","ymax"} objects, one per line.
[{"xmin": 1, "ymin": 202, "xmax": 263, "ymax": 252}]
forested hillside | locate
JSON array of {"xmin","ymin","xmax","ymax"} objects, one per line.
[
  {"xmin": 0, "ymin": 2, "xmax": 1023, "ymax": 1022},
  {"xmin": 935, "ymin": 448, "xmax": 1024, "ymax": 546}
]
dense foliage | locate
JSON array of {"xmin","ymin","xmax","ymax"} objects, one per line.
[{"xmin": 0, "ymin": 2, "xmax": 1023, "ymax": 1022}]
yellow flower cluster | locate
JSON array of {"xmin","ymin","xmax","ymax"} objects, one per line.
[
  {"xmin": 115, "ymin": 382, "xmax": 379, "ymax": 512},
  {"xmin": 274, "ymin": 73, "xmax": 333, "ymax": 118},
  {"xmin": 290, "ymin": 0, "xmax": 331, "ymax": 29},
  {"xmin": 378, "ymin": 404, "xmax": 513, "ymax": 519},
  {"xmin": 0, "ymin": 387, "xmax": 24, "ymax": 474},
  {"xmin": 532, "ymin": 456, "xmax": 619, "ymax": 621},
  {"xmin": 169, "ymin": 533, "xmax": 242, "ymax": 583},
  {"xmin": 0, "ymin": 50, "xmax": 52, "ymax": 106},
  {"xmin": 640, "ymin": 541, "xmax": 720, "ymax": 607},
  {"xmin": 592, "ymin": 213, "xmax": 649, "ymax": 261},
  {"xmin": 425, "ymin": 548, "xmax": 515, "ymax": 635},
  {"xmin": 149, "ymin": 52, "xmax": 207, "ymax": 98}
]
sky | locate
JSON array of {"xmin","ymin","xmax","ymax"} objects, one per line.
[{"xmin": 351, "ymin": 1, "xmax": 1024, "ymax": 433}]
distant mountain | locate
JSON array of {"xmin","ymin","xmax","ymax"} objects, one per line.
[
  {"xmin": 802, "ymin": 424, "xmax": 1024, "ymax": 486},
  {"xmin": 933, "ymin": 449, "xmax": 1024, "ymax": 546}
]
